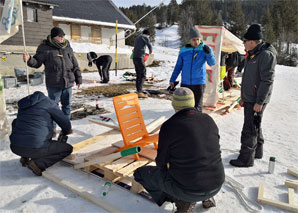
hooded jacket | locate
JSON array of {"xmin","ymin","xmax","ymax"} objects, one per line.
[
  {"xmin": 156, "ymin": 108, "xmax": 225, "ymax": 193},
  {"xmin": 241, "ymin": 42, "xmax": 277, "ymax": 104},
  {"xmin": 27, "ymin": 36, "xmax": 82, "ymax": 89},
  {"xmin": 10, "ymin": 91, "xmax": 72, "ymax": 148},
  {"xmin": 170, "ymin": 42, "xmax": 216, "ymax": 85}
]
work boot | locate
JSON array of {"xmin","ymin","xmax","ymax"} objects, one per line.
[
  {"xmin": 137, "ymin": 92, "xmax": 148, "ymax": 98},
  {"xmin": 175, "ymin": 200, "xmax": 196, "ymax": 213},
  {"xmin": 52, "ymin": 129, "xmax": 57, "ymax": 138},
  {"xmin": 202, "ymin": 197, "xmax": 216, "ymax": 209},
  {"xmin": 27, "ymin": 160, "xmax": 42, "ymax": 176},
  {"xmin": 229, "ymin": 158, "xmax": 254, "ymax": 167},
  {"xmin": 255, "ymin": 144, "xmax": 263, "ymax": 159},
  {"xmin": 20, "ymin": 157, "xmax": 29, "ymax": 167}
]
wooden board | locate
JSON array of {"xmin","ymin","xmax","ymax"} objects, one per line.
[
  {"xmin": 285, "ymin": 180, "xmax": 298, "ymax": 190},
  {"xmin": 288, "ymin": 169, "xmax": 298, "ymax": 178}
]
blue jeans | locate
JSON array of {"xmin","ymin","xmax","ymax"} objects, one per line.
[{"xmin": 47, "ymin": 87, "xmax": 72, "ymax": 129}]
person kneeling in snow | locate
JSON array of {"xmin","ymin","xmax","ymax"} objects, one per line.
[
  {"xmin": 10, "ymin": 91, "xmax": 73, "ymax": 176},
  {"xmin": 134, "ymin": 87, "xmax": 225, "ymax": 212},
  {"xmin": 87, "ymin": 51, "xmax": 112, "ymax": 83}
]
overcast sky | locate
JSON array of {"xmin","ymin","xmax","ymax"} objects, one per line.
[{"xmin": 113, "ymin": 0, "xmax": 182, "ymax": 8}]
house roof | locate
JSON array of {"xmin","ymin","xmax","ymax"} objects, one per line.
[
  {"xmin": 23, "ymin": 0, "xmax": 58, "ymax": 7},
  {"xmin": 46, "ymin": 0, "xmax": 134, "ymax": 28}
]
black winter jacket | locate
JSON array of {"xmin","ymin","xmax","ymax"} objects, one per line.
[
  {"xmin": 10, "ymin": 91, "xmax": 72, "ymax": 148},
  {"xmin": 133, "ymin": 34, "xmax": 152, "ymax": 59},
  {"xmin": 27, "ymin": 36, "xmax": 82, "ymax": 89},
  {"xmin": 156, "ymin": 108, "xmax": 225, "ymax": 193},
  {"xmin": 241, "ymin": 42, "xmax": 277, "ymax": 104}
]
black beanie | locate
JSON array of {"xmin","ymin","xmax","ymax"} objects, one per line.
[
  {"xmin": 244, "ymin": 24, "xmax": 263, "ymax": 40},
  {"xmin": 51, "ymin": 27, "xmax": 65, "ymax": 38},
  {"xmin": 142, "ymin": 29, "xmax": 150, "ymax": 36}
]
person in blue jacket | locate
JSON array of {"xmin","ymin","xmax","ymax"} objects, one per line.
[
  {"xmin": 169, "ymin": 26, "xmax": 216, "ymax": 112},
  {"xmin": 10, "ymin": 91, "xmax": 73, "ymax": 176}
]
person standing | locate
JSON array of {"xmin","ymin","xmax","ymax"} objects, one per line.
[
  {"xmin": 10, "ymin": 91, "xmax": 73, "ymax": 176},
  {"xmin": 134, "ymin": 88, "xmax": 224, "ymax": 212},
  {"xmin": 133, "ymin": 29, "xmax": 153, "ymax": 98},
  {"xmin": 23, "ymin": 27, "xmax": 82, "ymax": 137},
  {"xmin": 230, "ymin": 24, "xmax": 277, "ymax": 167},
  {"xmin": 169, "ymin": 26, "xmax": 216, "ymax": 112}
]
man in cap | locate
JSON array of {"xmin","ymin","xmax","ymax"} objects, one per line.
[
  {"xmin": 134, "ymin": 87, "xmax": 225, "ymax": 212},
  {"xmin": 132, "ymin": 29, "xmax": 153, "ymax": 98},
  {"xmin": 23, "ymin": 27, "xmax": 82, "ymax": 138},
  {"xmin": 229, "ymin": 24, "xmax": 277, "ymax": 167},
  {"xmin": 169, "ymin": 26, "xmax": 216, "ymax": 112}
]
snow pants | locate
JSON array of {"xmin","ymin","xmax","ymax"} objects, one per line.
[
  {"xmin": 134, "ymin": 166, "xmax": 221, "ymax": 206},
  {"xmin": 133, "ymin": 58, "xmax": 146, "ymax": 93},
  {"xmin": 10, "ymin": 141, "xmax": 73, "ymax": 171},
  {"xmin": 95, "ymin": 55, "xmax": 112, "ymax": 83},
  {"xmin": 239, "ymin": 102, "xmax": 267, "ymax": 164},
  {"xmin": 181, "ymin": 84, "xmax": 206, "ymax": 112}
]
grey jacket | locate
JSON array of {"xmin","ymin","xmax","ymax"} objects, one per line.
[
  {"xmin": 241, "ymin": 42, "xmax": 277, "ymax": 105},
  {"xmin": 133, "ymin": 34, "xmax": 152, "ymax": 59},
  {"xmin": 27, "ymin": 37, "xmax": 82, "ymax": 89}
]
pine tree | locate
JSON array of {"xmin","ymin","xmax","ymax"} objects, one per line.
[
  {"xmin": 192, "ymin": 0, "xmax": 214, "ymax": 25},
  {"xmin": 227, "ymin": 0, "xmax": 246, "ymax": 38},
  {"xmin": 167, "ymin": 0, "xmax": 179, "ymax": 25},
  {"xmin": 261, "ymin": 8, "xmax": 275, "ymax": 44},
  {"xmin": 178, "ymin": 7, "xmax": 194, "ymax": 47}
]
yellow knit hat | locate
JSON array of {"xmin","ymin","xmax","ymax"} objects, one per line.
[{"xmin": 172, "ymin": 87, "xmax": 195, "ymax": 111}]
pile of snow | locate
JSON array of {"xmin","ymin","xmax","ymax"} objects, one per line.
[{"xmin": 1, "ymin": 25, "xmax": 297, "ymax": 213}]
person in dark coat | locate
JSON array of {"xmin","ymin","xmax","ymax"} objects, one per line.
[
  {"xmin": 23, "ymin": 27, "xmax": 82, "ymax": 137},
  {"xmin": 133, "ymin": 29, "xmax": 153, "ymax": 98},
  {"xmin": 10, "ymin": 91, "xmax": 73, "ymax": 176},
  {"xmin": 169, "ymin": 27, "xmax": 216, "ymax": 112},
  {"xmin": 134, "ymin": 87, "xmax": 225, "ymax": 212},
  {"xmin": 230, "ymin": 24, "xmax": 277, "ymax": 167},
  {"xmin": 87, "ymin": 52, "xmax": 112, "ymax": 83}
]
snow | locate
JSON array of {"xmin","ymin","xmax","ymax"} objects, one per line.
[{"xmin": 1, "ymin": 25, "xmax": 298, "ymax": 213}]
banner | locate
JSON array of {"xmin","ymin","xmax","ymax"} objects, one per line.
[{"xmin": 0, "ymin": 0, "xmax": 22, "ymax": 43}]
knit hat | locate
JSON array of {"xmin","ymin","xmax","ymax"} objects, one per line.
[
  {"xmin": 51, "ymin": 27, "xmax": 65, "ymax": 38},
  {"xmin": 244, "ymin": 24, "xmax": 263, "ymax": 40},
  {"xmin": 189, "ymin": 26, "xmax": 201, "ymax": 39},
  {"xmin": 143, "ymin": 29, "xmax": 150, "ymax": 36},
  {"xmin": 172, "ymin": 87, "xmax": 195, "ymax": 111}
]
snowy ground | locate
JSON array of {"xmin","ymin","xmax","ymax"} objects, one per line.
[{"xmin": 1, "ymin": 25, "xmax": 298, "ymax": 213}]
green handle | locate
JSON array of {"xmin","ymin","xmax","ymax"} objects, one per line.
[
  {"xmin": 236, "ymin": 97, "xmax": 241, "ymax": 102},
  {"xmin": 120, "ymin": 146, "xmax": 141, "ymax": 157}
]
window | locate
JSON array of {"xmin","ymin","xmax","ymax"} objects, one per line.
[{"xmin": 27, "ymin": 7, "xmax": 38, "ymax": 22}]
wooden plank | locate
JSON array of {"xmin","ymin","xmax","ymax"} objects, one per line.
[
  {"xmin": 89, "ymin": 119, "xmax": 120, "ymax": 131},
  {"xmin": 42, "ymin": 171, "xmax": 123, "ymax": 212},
  {"xmin": 257, "ymin": 182, "xmax": 264, "ymax": 201},
  {"xmin": 85, "ymin": 146, "xmax": 118, "ymax": 161},
  {"xmin": 130, "ymin": 180, "xmax": 145, "ymax": 193},
  {"xmin": 288, "ymin": 169, "xmax": 298, "ymax": 178},
  {"xmin": 285, "ymin": 180, "xmax": 298, "ymax": 190},
  {"xmin": 146, "ymin": 116, "xmax": 166, "ymax": 134},
  {"xmin": 103, "ymin": 156, "xmax": 135, "ymax": 173},
  {"xmin": 116, "ymin": 158, "xmax": 150, "ymax": 177},
  {"xmin": 288, "ymin": 188, "xmax": 295, "ymax": 205}
]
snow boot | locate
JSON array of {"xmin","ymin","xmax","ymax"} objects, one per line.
[
  {"xmin": 27, "ymin": 160, "xmax": 42, "ymax": 176},
  {"xmin": 137, "ymin": 92, "xmax": 148, "ymax": 98},
  {"xmin": 202, "ymin": 197, "xmax": 216, "ymax": 209},
  {"xmin": 20, "ymin": 157, "xmax": 29, "ymax": 167},
  {"xmin": 175, "ymin": 200, "xmax": 196, "ymax": 213},
  {"xmin": 229, "ymin": 153, "xmax": 254, "ymax": 167},
  {"xmin": 255, "ymin": 144, "xmax": 263, "ymax": 159}
]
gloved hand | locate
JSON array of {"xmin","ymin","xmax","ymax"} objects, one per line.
[
  {"xmin": 57, "ymin": 133, "xmax": 68, "ymax": 143},
  {"xmin": 88, "ymin": 61, "xmax": 92, "ymax": 67},
  {"xmin": 203, "ymin": 45, "xmax": 210, "ymax": 54}
]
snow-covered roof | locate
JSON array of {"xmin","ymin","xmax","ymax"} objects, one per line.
[{"xmin": 47, "ymin": 0, "xmax": 135, "ymax": 29}]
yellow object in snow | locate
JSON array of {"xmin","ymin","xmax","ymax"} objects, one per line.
[{"xmin": 220, "ymin": 65, "xmax": 226, "ymax": 80}]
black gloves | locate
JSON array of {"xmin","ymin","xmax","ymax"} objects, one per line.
[
  {"xmin": 203, "ymin": 45, "xmax": 210, "ymax": 54},
  {"xmin": 88, "ymin": 61, "xmax": 92, "ymax": 67}
]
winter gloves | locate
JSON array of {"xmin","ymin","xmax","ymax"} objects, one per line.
[{"xmin": 203, "ymin": 45, "xmax": 211, "ymax": 54}]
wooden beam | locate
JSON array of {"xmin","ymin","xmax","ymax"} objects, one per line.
[
  {"xmin": 288, "ymin": 169, "xmax": 298, "ymax": 178},
  {"xmin": 285, "ymin": 180, "xmax": 298, "ymax": 190},
  {"xmin": 146, "ymin": 116, "xmax": 166, "ymax": 134},
  {"xmin": 89, "ymin": 119, "xmax": 120, "ymax": 130},
  {"xmin": 288, "ymin": 188, "xmax": 295, "ymax": 206},
  {"xmin": 42, "ymin": 171, "xmax": 123, "ymax": 212}
]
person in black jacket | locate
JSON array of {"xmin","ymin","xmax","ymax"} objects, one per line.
[
  {"xmin": 23, "ymin": 27, "xmax": 82, "ymax": 137},
  {"xmin": 230, "ymin": 24, "xmax": 277, "ymax": 167},
  {"xmin": 134, "ymin": 87, "xmax": 225, "ymax": 212},
  {"xmin": 133, "ymin": 29, "xmax": 152, "ymax": 98},
  {"xmin": 10, "ymin": 91, "xmax": 73, "ymax": 176},
  {"xmin": 87, "ymin": 52, "xmax": 112, "ymax": 83}
]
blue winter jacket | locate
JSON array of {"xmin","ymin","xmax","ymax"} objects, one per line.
[
  {"xmin": 170, "ymin": 42, "xmax": 216, "ymax": 85},
  {"xmin": 10, "ymin": 91, "xmax": 72, "ymax": 148}
]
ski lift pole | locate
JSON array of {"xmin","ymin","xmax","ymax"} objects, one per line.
[{"xmin": 115, "ymin": 20, "xmax": 118, "ymax": 76}]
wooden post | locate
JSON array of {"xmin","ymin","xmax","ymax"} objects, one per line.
[{"xmin": 115, "ymin": 20, "xmax": 118, "ymax": 76}]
